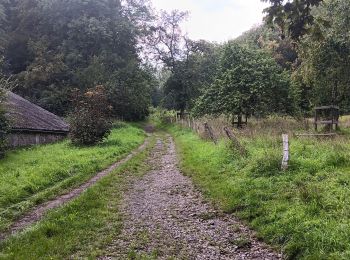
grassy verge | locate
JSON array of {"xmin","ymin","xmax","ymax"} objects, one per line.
[
  {"xmin": 170, "ymin": 125, "xmax": 350, "ymax": 259},
  {"xmin": 0, "ymin": 136, "xmax": 155, "ymax": 259},
  {"xmin": 0, "ymin": 123, "xmax": 146, "ymax": 231}
]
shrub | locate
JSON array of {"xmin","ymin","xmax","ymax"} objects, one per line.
[
  {"xmin": 0, "ymin": 88, "xmax": 9, "ymax": 158},
  {"xmin": 69, "ymin": 86, "xmax": 112, "ymax": 146}
]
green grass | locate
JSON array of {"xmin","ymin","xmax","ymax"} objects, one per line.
[
  {"xmin": 0, "ymin": 124, "xmax": 146, "ymax": 232},
  {"xmin": 0, "ymin": 135, "xmax": 154, "ymax": 259},
  {"xmin": 170, "ymin": 125, "xmax": 350, "ymax": 259}
]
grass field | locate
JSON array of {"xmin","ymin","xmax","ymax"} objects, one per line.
[
  {"xmin": 170, "ymin": 124, "xmax": 350, "ymax": 259},
  {"xmin": 0, "ymin": 123, "xmax": 146, "ymax": 232},
  {"xmin": 0, "ymin": 136, "xmax": 154, "ymax": 259}
]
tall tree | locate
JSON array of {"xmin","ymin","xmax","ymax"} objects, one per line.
[
  {"xmin": 194, "ymin": 43, "xmax": 293, "ymax": 125},
  {"xmin": 293, "ymin": 0, "xmax": 350, "ymax": 112},
  {"xmin": 235, "ymin": 24, "xmax": 298, "ymax": 70},
  {"xmin": 145, "ymin": 9, "xmax": 189, "ymax": 70},
  {"xmin": 1, "ymin": 0, "xmax": 154, "ymax": 119},
  {"xmin": 146, "ymin": 10, "xmax": 221, "ymax": 115},
  {"xmin": 162, "ymin": 40, "xmax": 221, "ymax": 113},
  {"xmin": 262, "ymin": 0, "xmax": 324, "ymax": 40}
]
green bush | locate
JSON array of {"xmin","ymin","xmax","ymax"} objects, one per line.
[{"xmin": 69, "ymin": 86, "xmax": 112, "ymax": 146}]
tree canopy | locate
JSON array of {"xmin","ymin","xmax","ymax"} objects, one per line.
[
  {"xmin": 1, "ymin": 0, "xmax": 349, "ymax": 126},
  {"xmin": 1, "ymin": 0, "xmax": 154, "ymax": 119},
  {"xmin": 193, "ymin": 43, "xmax": 292, "ymax": 122},
  {"xmin": 292, "ymin": 0, "xmax": 350, "ymax": 112},
  {"xmin": 262, "ymin": 0, "xmax": 324, "ymax": 40}
]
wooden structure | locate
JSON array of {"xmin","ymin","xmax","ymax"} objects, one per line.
[
  {"xmin": 232, "ymin": 114, "xmax": 248, "ymax": 128},
  {"xmin": 204, "ymin": 122, "xmax": 217, "ymax": 144},
  {"xmin": 295, "ymin": 133, "xmax": 337, "ymax": 137},
  {"xmin": 223, "ymin": 127, "xmax": 247, "ymax": 156},
  {"xmin": 5, "ymin": 91, "xmax": 69, "ymax": 148},
  {"xmin": 314, "ymin": 106, "xmax": 339, "ymax": 131}
]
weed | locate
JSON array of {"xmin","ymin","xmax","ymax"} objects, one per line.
[{"xmin": 229, "ymin": 236, "xmax": 252, "ymax": 249}]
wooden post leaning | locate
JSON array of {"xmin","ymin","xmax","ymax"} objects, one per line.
[
  {"xmin": 223, "ymin": 127, "xmax": 247, "ymax": 156},
  {"xmin": 204, "ymin": 122, "xmax": 217, "ymax": 144},
  {"xmin": 281, "ymin": 134, "xmax": 289, "ymax": 170}
]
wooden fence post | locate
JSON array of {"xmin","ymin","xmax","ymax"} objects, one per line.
[
  {"xmin": 281, "ymin": 134, "xmax": 289, "ymax": 170},
  {"xmin": 223, "ymin": 127, "xmax": 247, "ymax": 156},
  {"xmin": 204, "ymin": 122, "xmax": 217, "ymax": 144}
]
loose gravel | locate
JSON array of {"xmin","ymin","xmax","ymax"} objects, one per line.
[{"xmin": 102, "ymin": 136, "xmax": 282, "ymax": 259}]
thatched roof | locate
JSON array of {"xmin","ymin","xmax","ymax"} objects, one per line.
[{"xmin": 5, "ymin": 92, "xmax": 69, "ymax": 133}]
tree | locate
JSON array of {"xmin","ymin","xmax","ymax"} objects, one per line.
[
  {"xmin": 1, "ymin": 0, "xmax": 154, "ymax": 118},
  {"xmin": 145, "ymin": 9, "xmax": 189, "ymax": 70},
  {"xmin": 235, "ymin": 24, "xmax": 298, "ymax": 70},
  {"xmin": 194, "ymin": 43, "xmax": 293, "ymax": 126},
  {"xmin": 69, "ymin": 86, "xmax": 112, "ymax": 146},
  {"xmin": 146, "ymin": 10, "xmax": 222, "ymax": 115},
  {"xmin": 162, "ymin": 41, "xmax": 221, "ymax": 113},
  {"xmin": 262, "ymin": 0, "xmax": 324, "ymax": 40},
  {"xmin": 292, "ymin": 0, "xmax": 350, "ymax": 113},
  {"xmin": 107, "ymin": 63, "xmax": 155, "ymax": 121}
]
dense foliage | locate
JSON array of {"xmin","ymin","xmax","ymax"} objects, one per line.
[
  {"xmin": 0, "ymin": 0, "xmax": 154, "ymax": 119},
  {"xmin": 262, "ymin": 0, "xmax": 324, "ymax": 40},
  {"xmin": 293, "ymin": 0, "xmax": 350, "ymax": 113},
  {"xmin": 69, "ymin": 86, "xmax": 112, "ymax": 145},
  {"xmin": 193, "ymin": 43, "xmax": 292, "ymax": 123},
  {"xmin": 162, "ymin": 41, "xmax": 221, "ymax": 114},
  {"xmin": 156, "ymin": 0, "xmax": 349, "ymax": 120},
  {"xmin": 0, "ymin": 0, "xmax": 349, "ymax": 121}
]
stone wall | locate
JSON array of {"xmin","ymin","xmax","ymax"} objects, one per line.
[{"xmin": 7, "ymin": 132, "xmax": 68, "ymax": 148}]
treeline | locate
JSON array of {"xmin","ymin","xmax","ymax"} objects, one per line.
[
  {"xmin": 1, "ymin": 0, "xmax": 349, "ymax": 125},
  {"xmin": 157, "ymin": 0, "xmax": 350, "ymax": 121},
  {"xmin": 0, "ymin": 0, "xmax": 155, "ymax": 120}
]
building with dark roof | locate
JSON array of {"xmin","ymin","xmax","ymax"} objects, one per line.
[{"xmin": 5, "ymin": 92, "xmax": 69, "ymax": 147}]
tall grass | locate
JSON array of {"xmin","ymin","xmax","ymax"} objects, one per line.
[
  {"xmin": 0, "ymin": 124, "xmax": 146, "ymax": 231},
  {"xmin": 170, "ymin": 123, "xmax": 350, "ymax": 259}
]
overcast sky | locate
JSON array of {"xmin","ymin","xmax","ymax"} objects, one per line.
[{"xmin": 151, "ymin": 0, "xmax": 268, "ymax": 43}]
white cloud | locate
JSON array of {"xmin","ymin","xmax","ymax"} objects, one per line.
[{"xmin": 151, "ymin": 0, "xmax": 268, "ymax": 43}]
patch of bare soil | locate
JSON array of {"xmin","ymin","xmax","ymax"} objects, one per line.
[
  {"xmin": 101, "ymin": 136, "xmax": 282, "ymax": 259},
  {"xmin": 0, "ymin": 138, "xmax": 149, "ymax": 242}
]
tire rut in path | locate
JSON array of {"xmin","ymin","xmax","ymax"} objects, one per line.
[
  {"xmin": 0, "ymin": 138, "xmax": 150, "ymax": 242},
  {"xmin": 102, "ymin": 136, "xmax": 282, "ymax": 259}
]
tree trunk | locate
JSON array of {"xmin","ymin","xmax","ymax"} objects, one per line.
[
  {"xmin": 180, "ymin": 108, "xmax": 185, "ymax": 119},
  {"xmin": 237, "ymin": 114, "xmax": 243, "ymax": 128}
]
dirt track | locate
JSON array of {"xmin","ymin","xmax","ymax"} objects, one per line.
[
  {"xmin": 102, "ymin": 136, "xmax": 282, "ymax": 259},
  {"xmin": 0, "ymin": 138, "xmax": 149, "ymax": 242}
]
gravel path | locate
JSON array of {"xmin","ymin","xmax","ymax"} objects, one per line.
[
  {"xmin": 102, "ymin": 136, "xmax": 282, "ymax": 259},
  {"xmin": 0, "ymin": 138, "xmax": 149, "ymax": 242}
]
